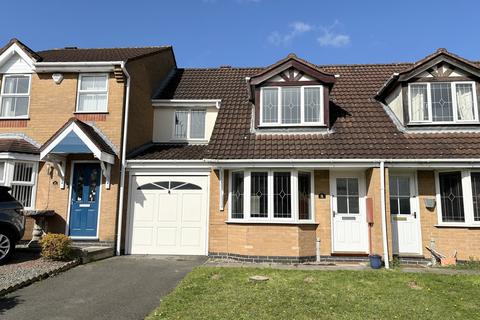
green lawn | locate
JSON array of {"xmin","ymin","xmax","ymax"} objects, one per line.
[{"xmin": 147, "ymin": 267, "xmax": 480, "ymax": 320}]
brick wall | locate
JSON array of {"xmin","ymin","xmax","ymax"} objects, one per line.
[{"xmin": 417, "ymin": 170, "xmax": 480, "ymax": 260}]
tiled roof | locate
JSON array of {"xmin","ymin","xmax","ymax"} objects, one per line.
[
  {"xmin": 128, "ymin": 144, "xmax": 207, "ymax": 160},
  {"xmin": 155, "ymin": 61, "xmax": 480, "ymax": 160},
  {"xmin": 0, "ymin": 138, "xmax": 39, "ymax": 154},
  {"xmin": 37, "ymin": 46, "xmax": 171, "ymax": 62}
]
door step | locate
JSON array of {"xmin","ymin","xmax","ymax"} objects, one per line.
[{"xmin": 72, "ymin": 246, "xmax": 115, "ymax": 264}]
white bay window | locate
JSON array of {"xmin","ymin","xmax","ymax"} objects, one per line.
[
  {"xmin": 260, "ymin": 86, "xmax": 324, "ymax": 126},
  {"xmin": 229, "ymin": 170, "xmax": 314, "ymax": 222},
  {"xmin": 0, "ymin": 160, "xmax": 37, "ymax": 209},
  {"xmin": 409, "ymin": 82, "xmax": 478, "ymax": 124}
]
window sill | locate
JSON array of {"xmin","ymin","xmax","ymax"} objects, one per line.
[
  {"xmin": 225, "ymin": 220, "xmax": 318, "ymax": 225},
  {"xmin": 434, "ymin": 224, "xmax": 480, "ymax": 228},
  {"xmin": 74, "ymin": 111, "xmax": 109, "ymax": 114},
  {"xmin": 0, "ymin": 117, "xmax": 29, "ymax": 120},
  {"xmin": 258, "ymin": 124, "xmax": 327, "ymax": 128},
  {"xmin": 408, "ymin": 122, "xmax": 480, "ymax": 126}
]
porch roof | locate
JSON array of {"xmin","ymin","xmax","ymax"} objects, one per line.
[{"xmin": 40, "ymin": 118, "xmax": 116, "ymax": 164}]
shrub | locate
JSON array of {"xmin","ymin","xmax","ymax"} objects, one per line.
[{"xmin": 39, "ymin": 233, "xmax": 72, "ymax": 261}]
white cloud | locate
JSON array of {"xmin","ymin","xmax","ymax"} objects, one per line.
[
  {"xmin": 268, "ymin": 21, "xmax": 313, "ymax": 46},
  {"xmin": 317, "ymin": 30, "xmax": 350, "ymax": 47}
]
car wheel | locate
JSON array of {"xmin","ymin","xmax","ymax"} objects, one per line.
[{"xmin": 0, "ymin": 231, "xmax": 15, "ymax": 264}]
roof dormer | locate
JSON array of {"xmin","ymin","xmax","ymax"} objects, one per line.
[
  {"xmin": 377, "ymin": 49, "xmax": 480, "ymax": 131},
  {"xmin": 248, "ymin": 54, "xmax": 336, "ymax": 130}
]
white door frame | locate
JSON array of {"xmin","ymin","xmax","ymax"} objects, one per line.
[
  {"xmin": 390, "ymin": 170, "xmax": 423, "ymax": 255},
  {"xmin": 330, "ymin": 170, "xmax": 369, "ymax": 253},
  {"xmin": 125, "ymin": 170, "xmax": 210, "ymax": 255},
  {"xmin": 65, "ymin": 160, "xmax": 103, "ymax": 240}
]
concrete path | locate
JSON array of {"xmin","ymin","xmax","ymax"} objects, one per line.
[{"xmin": 0, "ymin": 255, "xmax": 206, "ymax": 320}]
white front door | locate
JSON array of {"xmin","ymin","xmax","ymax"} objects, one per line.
[
  {"xmin": 331, "ymin": 172, "xmax": 369, "ymax": 253},
  {"xmin": 390, "ymin": 173, "xmax": 422, "ymax": 255},
  {"xmin": 128, "ymin": 175, "xmax": 209, "ymax": 255}
]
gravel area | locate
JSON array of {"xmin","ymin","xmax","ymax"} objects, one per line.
[{"xmin": 0, "ymin": 250, "xmax": 77, "ymax": 294}]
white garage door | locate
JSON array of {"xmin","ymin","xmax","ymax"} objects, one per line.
[{"xmin": 129, "ymin": 175, "xmax": 208, "ymax": 255}]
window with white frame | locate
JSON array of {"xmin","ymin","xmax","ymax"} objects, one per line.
[
  {"xmin": 0, "ymin": 161, "xmax": 37, "ymax": 209},
  {"xmin": 77, "ymin": 74, "xmax": 109, "ymax": 112},
  {"xmin": 229, "ymin": 170, "xmax": 314, "ymax": 222},
  {"xmin": 409, "ymin": 82, "xmax": 478, "ymax": 123},
  {"xmin": 260, "ymin": 86, "xmax": 324, "ymax": 126},
  {"xmin": 436, "ymin": 170, "xmax": 480, "ymax": 225},
  {"xmin": 173, "ymin": 109, "xmax": 206, "ymax": 140},
  {"xmin": 0, "ymin": 74, "xmax": 31, "ymax": 118}
]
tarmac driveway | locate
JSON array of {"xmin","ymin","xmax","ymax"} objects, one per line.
[{"xmin": 0, "ymin": 255, "xmax": 206, "ymax": 320}]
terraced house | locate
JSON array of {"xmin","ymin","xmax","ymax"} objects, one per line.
[
  {"xmin": 124, "ymin": 49, "xmax": 480, "ymax": 266},
  {"xmin": 0, "ymin": 39, "xmax": 176, "ymax": 247},
  {"xmin": 1, "ymin": 37, "xmax": 479, "ymax": 266}
]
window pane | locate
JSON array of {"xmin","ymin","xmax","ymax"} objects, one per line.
[
  {"xmin": 10, "ymin": 162, "xmax": 35, "ymax": 208},
  {"xmin": 282, "ymin": 87, "xmax": 301, "ymax": 124},
  {"xmin": 456, "ymin": 83, "xmax": 475, "ymax": 121},
  {"xmin": 81, "ymin": 75, "xmax": 107, "ymax": 91},
  {"xmin": 16, "ymin": 77, "xmax": 29, "ymax": 94},
  {"xmin": 250, "ymin": 172, "xmax": 268, "ymax": 217},
  {"xmin": 304, "ymin": 87, "xmax": 321, "ymax": 122},
  {"xmin": 348, "ymin": 196, "xmax": 359, "ymax": 214},
  {"xmin": 14, "ymin": 97, "xmax": 28, "ymax": 116},
  {"xmin": 273, "ymin": 172, "xmax": 291, "ymax": 218},
  {"xmin": 439, "ymin": 172, "xmax": 464, "ymax": 222},
  {"xmin": 231, "ymin": 172, "xmax": 244, "ymax": 219},
  {"xmin": 410, "ymin": 84, "xmax": 429, "ymax": 121},
  {"xmin": 12, "ymin": 162, "xmax": 33, "ymax": 182},
  {"xmin": 190, "ymin": 110, "xmax": 206, "ymax": 139},
  {"xmin": 337, "ymin": 178, "xmax": 347, "ymax": 196},
  {"xmin": 3, "ymin": 77, "xmax": 16, "ymax": 94},
  {"xmin": 262, "ymin": 88, "xmax": 278, "ymax": 123},
  {"xmin": 390, "ymin": 198, "xmax": 399, "ymax": 215},
  {"xmin": 0, "ymin": 161, "xmax": 4, "ymax": 181},
  {"xmin": 337, "ymin": 196, "xmax": 348, "ymax": 214},
  {"xmin": 298, "ymin": 172, "xmax": 311, "ymax": 220},
  {"xmin": 471, "ymin": 173, "xmax": 480, "ymax": 222},
  {"xmin": 3, "ymin": 76, "xmax": 29, "ymax": 94},
  {"xmin": 399, "ymin": 198, "xmax": 411, "ymax": 215},
  {"xmin": 348, "ymin": 178, "xmax": 359, "ymax": 196},
  {"xmin": 78, "ymin": 93, "xmax": 107, "ymax": 112},
  {"xmin": 174, "ymin": 110, "xmax": 188, "ymax": 139},
  {"xmin": 1, "ymin": 97, "xmax": 15, "ymax": 117},
  {"xmin": 397, "ymin": 176, "xmax": 410, "ymax": 197},
  {"xmin": 431, "ymin": 83, "xmax": 453, "ymax": 122},
  {"xmin": 11, "ymin": 185, "xmax": 33, "ymax": 208}
]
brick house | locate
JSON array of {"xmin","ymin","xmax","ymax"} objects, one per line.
[
  {"xmin": 123, "ymin": 49, "xmax": 480, "ymax": 265},
  {"xmin": 0, "ymin": 39, "xmax": 176, "ymax": 248}
]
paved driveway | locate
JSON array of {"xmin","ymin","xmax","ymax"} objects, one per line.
[{"xmin": 0, "ymin": 255, "xmax": 206, "ymax": 320}]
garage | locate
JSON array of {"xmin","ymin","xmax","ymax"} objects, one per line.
[{"xmin": 127, "ymin": 175, "xmax": 209, "ymax": 255}]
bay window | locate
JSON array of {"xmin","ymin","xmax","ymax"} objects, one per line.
[
  {"xmin": 260, "ymin": 86, "xmax": 323, "ymax": 126},
  {"xmin": 436, "ymin": 170, "xmax": 480, "ymax": 226},
  {"xmin": 229, "ymin": 170, "xmax": 314, "ymax": 222},
  {"xmin": 0, "ymin": 160, "xmax": 37, "ymax": 209},
  {"xmin": 409, "ymin": 82, "xmax": 478, "ymax": 124},
  {"xmin": 77, "ymin": 74, "xmax": 109, "ymax": 112},
  {"xmin": 0, "ymin": 74, "xmax": 31, "ymax": 118}
]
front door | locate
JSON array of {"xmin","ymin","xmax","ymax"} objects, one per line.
[
  {"xmin": 69, "ymin": 163, "xmax": 101, "ymax": 237},
  {"xmin": 331, "ymin": 172, "xmax": 368, "ymax": 253},
  {"xmin": 390, "ymin": 173, "xmax": 422, "ymax": 255}
]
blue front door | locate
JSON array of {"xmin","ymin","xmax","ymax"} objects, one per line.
[{"xmin": 69, "ymin": 163, "xmax": 101, "ymax": 237}]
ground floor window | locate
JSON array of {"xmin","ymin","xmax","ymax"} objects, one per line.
[
  {"xmin": 0, "ymin": 160, "xmax": 37, "ymax": 209},
  {"xmin": 389, "ymin": 175, "xmax": 412, "ymax": 215},
  {"xmin": 229, "ymin": 170, "xmax": 314, "ymax": 222},
  {"xmin": 436, "ymin": 170, "xmax": 480, "ymax": 225}
]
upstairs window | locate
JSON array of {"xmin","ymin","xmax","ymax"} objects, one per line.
[
  {"xmin": 0, "ymin": 74, "xmax": 30, "ymax": 118},
  {"xmin": 77, "ymin": 74, "xmax": 109, "ymax": 112},
  {"xmin": 409, "ymin": 82, "xmax": 478, "ymax": 124},
  {"xmin": 173, "ymin": 109, "xmax": 206, "ymax": 140},
  {"xmin": 260, "ymin": 86, "xmax": 323, "ymax": 126}
]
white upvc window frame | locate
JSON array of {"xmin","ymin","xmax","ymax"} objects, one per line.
[
  {"xmin": 171, "ymin": 108, "xmax": 207, "ymax": 141},
  {"xmin": 0, "ymin": 160, "xmax": 38, "ymax": 210},
  {"xmin": 259, "ymin": 85, "xmax": 324, "ymax": 127},
  {"xmin": 408, "ymin": 81, "xmax": 479, "ymax": 125},
  {"xmin": 228, "ymin": 169, "xmax": 315, "ymax": 223},
  {"xmin": 0, "ymin": 74, "xmax": 31, "ymax": 119},
  {"xmin": 76, "ymin": 73, "xmax": 109, "ymax": 113},
  {"xmin": 434, "ymin": 169, "xmax": 480, "ymax": 227}
]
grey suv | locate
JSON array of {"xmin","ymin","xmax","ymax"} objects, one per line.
[{"xmin": 0, "ymin": 186, "xmax": 25, "ymax": 264}]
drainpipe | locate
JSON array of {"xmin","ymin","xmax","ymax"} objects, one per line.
[
  {"xmin": 380, "ymin": 161, "xmax": 390, "ymax": 269},
  {"xmin": 115, "ymin": 62, "xmax": 131, "ymax": 256}
]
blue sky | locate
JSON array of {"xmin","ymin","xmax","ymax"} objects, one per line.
[{"xmin": 1, "ymin": 0, "xmax": 478, "ymax": 67}]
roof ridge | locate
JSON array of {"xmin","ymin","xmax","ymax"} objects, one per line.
[{"xmin": 37, "ymin": 45, "xmax": 171, "ymax": 52}]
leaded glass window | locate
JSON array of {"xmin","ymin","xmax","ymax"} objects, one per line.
[{"xmin": 439, "ymin": 172, "xmax": 464, "ymax": 222}]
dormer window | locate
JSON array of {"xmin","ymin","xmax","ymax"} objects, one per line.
[
  {"xmin": 260, "ymin": 85, "xmax": 323, "ymax": 126},
  {"xmin": 408, "ymin": 81, "xmax": 478, "ymax": 124},
  {"xmin": 173, "ymin": 109, "xmax": 206, "ymax": 140}
]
